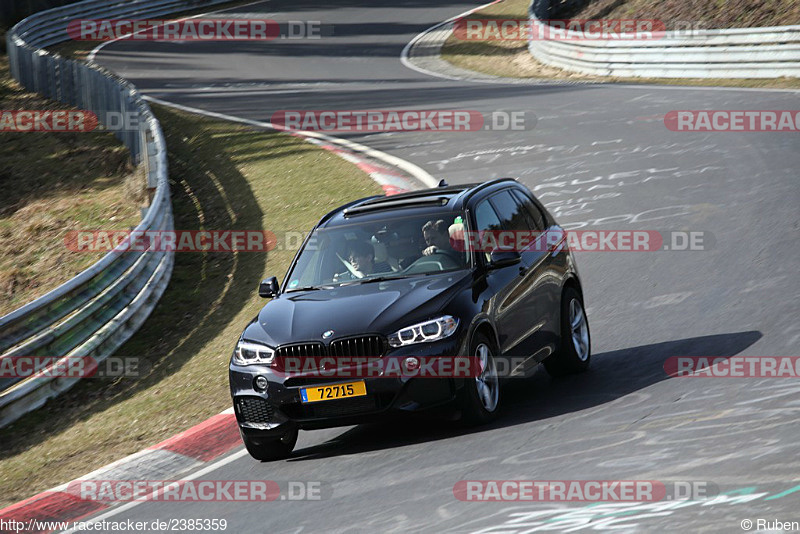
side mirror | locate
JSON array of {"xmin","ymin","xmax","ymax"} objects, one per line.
[
  {"xmin": 488, "ymin": 250, "xmax": 521, "ymax": 269},
  {"xmin": 259, "ymin": 277, "xmax": 279, "ymax": 298}
]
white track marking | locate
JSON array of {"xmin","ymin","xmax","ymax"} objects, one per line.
[
  {"xmin": 60, "ymin": 449, "xmax": 250, "ymax": 533},
  {"xmin": 399, "ymin": 0, "xmax": 502, "ymax": 82}
]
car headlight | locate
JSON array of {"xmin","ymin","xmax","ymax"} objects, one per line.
[
  {"xmin": 388, "ymin": 316, "xmax": 459, "ymax": 347},
  {"xmin": 233, "ymin": 340, "xmax": 275, "ymax": 365}
]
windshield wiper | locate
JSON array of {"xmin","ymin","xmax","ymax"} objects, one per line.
[
  {"xmin": 344, "ymin": 274, "xmax": 412, "ymax": 285},
  {"xmin": 285, "ymin": 285, "xmax": 333, "ymax": 292}
]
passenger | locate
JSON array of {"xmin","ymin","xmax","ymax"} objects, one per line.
[
  {"xmin": 422, "ymin": 219, "xmax": 462, "ymax": 263},
  {"xmin": 422, "ymin": 220, "xmax": 450, "ymax": 255}
]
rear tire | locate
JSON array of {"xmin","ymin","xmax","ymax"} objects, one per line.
[
  {"xmin": 461, "ymin": 332, "xmax": 501, "ymax": 425},
  {"xmin": 544, "ymin": 286, "xmax": 591, "ymax": 377},
  {"xmin": 241, "ymin": 427, "xmax": 297, "ymax": 461}
]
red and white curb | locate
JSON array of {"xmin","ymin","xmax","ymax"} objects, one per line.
[
  {"xmin": 0, "ymin": 408, "xmax": 240, "ymax": 533},
  {"xmin": 321, "ymin": 144, "xmax": 415, "ymax": 196},
  {"xmin": 140, "ymin": 95, "xmax": 438, "ymax": 195}
]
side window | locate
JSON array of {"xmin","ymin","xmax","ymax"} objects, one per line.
[
  {"xmin": 473, "ymin": 199, "xmax": 503, "ymax": 261},
  {"xmin": 488, "ymin": 190, "xmax": 529, "ymax": 232},
  {"xmin": 511, "ymin": 189, "xmax": 546, "ymax": 231},
  {"xmin": 475, "ymin": 199, "xmax": 503, "ymax": 232}
]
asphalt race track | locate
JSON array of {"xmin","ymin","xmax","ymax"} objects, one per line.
[{"xmin": 89, "ymin": 0, "xmax": 800, "ymax": 531}]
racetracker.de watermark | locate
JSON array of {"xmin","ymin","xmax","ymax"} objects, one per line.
[
  {"xmin": 262, "ymin": 355, "xmax": 486, "ymax": 378},
  {"xmin": 457, "ymin": 229, "xmax": 665, "ymax": 252},
  {"xmin": 0, "ymin": 356, "xmax": 144, "ymax": 379},
  {"xmin": 455, "ymin": 229, "xmax": 712, "ymax": 252},
  {"xmin": 64, "ymin": 229, "xmax": 713, "ymax": 253},
  {"xmin": 0, "ymin": 110, "xmax": 165, "ymax": 133},
  {"xmin": 65, "ymin": 480, "xmax": 323, "ymax": 502},
  {"xmin": 453, "ymin": 480, "xmax": 718, "ymax": 502},
  {"xmin": 0, "ymin": 110, "xmax": 98, "ymax": 132},
  {"xmin": 664, "ymin": 356, "xmax": 800, "ymax": 378},
  {"xmin": 64, "ymin": 230, "xmax": 277, "ymax": 252},
  {"xmin": 269, "ymin": 110, "xmax": 536, "ymax": 132},
  {"xmin": 68, "ymin": 18, "xmax": 285, "ymax": 41},
  {"xmin": 664, "ymin": 110, "xmax": 800, "ymax": 132},
  {"xmin": 452, "ymin": 18, "xmax": 666, "ymax": 41}
]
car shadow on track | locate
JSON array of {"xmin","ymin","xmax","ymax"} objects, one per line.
[{"xmin": 285, "ymin": 330, "xmax": 762, "ymax": 461}]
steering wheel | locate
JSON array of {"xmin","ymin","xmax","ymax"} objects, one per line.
[
  {"xmin": 405, "ymin": 250, "xmax": 460, "ymax": 273},
  {"xmin": 428, "ymin": 249, "xmax": 462, "ymax": 265}
]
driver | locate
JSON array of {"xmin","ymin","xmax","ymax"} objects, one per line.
[
  {"xmin": 422, "ymin": 220, "xmax": 462, "ymax": 263},
  {"xmin": 333, "ymin": 240, "xmax": 391, "ymax": 282}
]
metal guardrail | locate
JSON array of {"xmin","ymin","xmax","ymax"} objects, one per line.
[
  {"xmin": 528, "ymin": 0, "xmax": 800, "ymax": 78},
  {"xmin": 1, "ymin": 0, "xmax": 232, "ymax": 427}
]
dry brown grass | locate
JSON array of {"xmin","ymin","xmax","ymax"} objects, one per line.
[{"xmin": 0, "ymin": 55, "xmax": 142, "ymax": 315}]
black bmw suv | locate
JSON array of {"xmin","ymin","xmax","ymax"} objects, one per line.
[{"xmin": 230, "ymin": 178, "xmax": 590, "ymax": 460}]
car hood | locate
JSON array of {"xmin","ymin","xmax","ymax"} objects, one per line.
[{"xmin": 242, "ymin": 271, "xmax": 471, "ymax": 347}]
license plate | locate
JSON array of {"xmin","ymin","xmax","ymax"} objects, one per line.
[{"xmin": 300, "ymin": 381, "xmax": 367, "ymax": 403}]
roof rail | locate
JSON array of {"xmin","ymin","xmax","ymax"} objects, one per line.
[
  {"xmin": 319, "ymin": 195, "xmax": 382, "ymax": 224},
  {"xmin": 461, "ymin": 177, "xmax": 518, "ymax": 203},
  {"xmin": 357, "ymin": 185, "xmax": 469, "ymax": 208},
  {"xmin": 343, "ymin": 196, "xmax": 449, "ymax": 217}
]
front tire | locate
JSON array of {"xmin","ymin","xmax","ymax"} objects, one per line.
[
  {"xmin": 544, "ymin": 286, "xmax": 591, "ymax": 377},
  {"xmin": 241, "ymin": 427, "xmax": 297, "ymax": 461},
  {"xmin": 461, "ymin": 332, "xmax": 501, "ymax": 425}
]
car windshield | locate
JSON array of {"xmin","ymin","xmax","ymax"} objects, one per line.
[{"xmin": 284, "ymin": 211, "xmax": 471, "ymax": 290}]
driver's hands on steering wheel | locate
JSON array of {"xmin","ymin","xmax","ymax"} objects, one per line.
[
  {"xmin": 333, "ymin": 270, "xmax": 364, "ymax": 282},
  {"xmin": 422, "ymin": 246, "xmax": 438, "ymax": 256}
]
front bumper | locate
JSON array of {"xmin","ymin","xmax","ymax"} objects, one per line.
[{"xmin": 229, "ymin": 336, "xmax": 467, "ymax": 433}]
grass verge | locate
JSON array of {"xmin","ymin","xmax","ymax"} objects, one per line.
[
  {"xmin": 0, "ymin": 103, "xmax": 381, "ymax": 507},
  {"xmin": 0, "ymin": 55, "xmax": 142, "ymax": 316},
  {"xmin": 440, "ymin": 0, "xmax": 800, "ymax": 89}
]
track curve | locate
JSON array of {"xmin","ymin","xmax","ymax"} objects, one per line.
[{"xmin": 88, "ymin": 1, "xmax": 800, "ymax": 531}]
